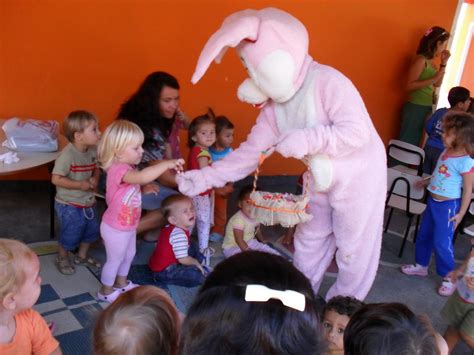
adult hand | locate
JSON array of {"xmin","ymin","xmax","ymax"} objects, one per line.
[
  {"xmin": 176, "ymin": 108, "xmax": 190, "ymax": 126},
  {"xmin": 440, "ymin": 50, "xmax": 451, "ymax": 65}
]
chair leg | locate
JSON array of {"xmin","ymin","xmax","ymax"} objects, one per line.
[
  {"xmin": 384, "ymin": 208, "xmax": 394, "ymax": 233},
  {"xmin": 413, "ymin": 215, "xmax": 421, "ymax": 244},
  {"xmin": 398, "ymin": 216, "xmax": 413, "ymax": 258}
]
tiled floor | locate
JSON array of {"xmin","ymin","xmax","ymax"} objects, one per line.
[{"xmin": 2, "ymin": 180, "xmax": 473, "ymax": 354}]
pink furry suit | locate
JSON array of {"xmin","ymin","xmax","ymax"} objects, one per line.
[{"xmin": 177, "ymin": 8, "xmax": 386, "ymax": 300}]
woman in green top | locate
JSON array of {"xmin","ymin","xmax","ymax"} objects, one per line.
[{"xmin": 400, "ymin": 26, "xmax": 450, "ymax": 146}]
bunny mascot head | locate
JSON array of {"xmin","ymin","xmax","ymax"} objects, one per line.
[
  {"xmin": 192, "ymin": 8, "xmax": 310, "ymax": 106},
  {"xmin": 177, "ymin": 7, "xmax": 387, "ymax": 301}
]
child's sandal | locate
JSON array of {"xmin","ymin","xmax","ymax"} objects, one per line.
[
  {"xmin": 73, "ymin": 255, "xmax": 101, "ymax": 268},
  {"xmin": 55, "ymin": 255, "xmax": 75, "ymax": 275}
]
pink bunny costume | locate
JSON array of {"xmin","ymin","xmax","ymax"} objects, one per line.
[{"xmin": 178, "ymin": 8, "xmax": 386, "ymax": 300}]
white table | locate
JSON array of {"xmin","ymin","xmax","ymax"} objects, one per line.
[{"xmin": 0, "ymin": 119, "xmax": 67, "ymax": 238}]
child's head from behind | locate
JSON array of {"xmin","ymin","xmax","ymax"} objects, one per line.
[
  {"xmin": 322, "ymin": 296, "xmax": 364, "ymax": 353},
  {"xmin": 442, "ymin": 112, "xmax": 474, "ymax": 156},
  {"xmin": 180, "ymin": 251, "xmax": 324, "ymax": 355},
  {"xmin": 448, "ymin": 86, "xmax": 471, "ymax": 111},
  {"xmin": 417, "ymin": 26, "xmax": 450, "ymax": 59},
  {"xmin": 0, "ymin": 239, "xmax": 41, "ymax": 314},
  {"xmin": 188, "ymin": 109, "xmax": 216, "ymax": 148},
  {"xmin": 237, "ymin": 185, "xmax": 254, "ymax": 219},
  {"xmin": 98, "ymin": 120, "xmax": 145, "ymax": 169},
  {"xmin": 64, "ymin": 110, "xmax": 99, "ymax": 145},
  {"xmin": 94, "ymin": 285, "xmax": 180, "ymax": 355},
  {"xmin": 344, "ymin": 303, "xmax": 438, "ymax": 355},
  {"xmin": 214, "ymin": 116, "xmax": 234, "ymax": 149},
  {"xmin": 161, "ymin": 194, "xmax": 195, "ymax": 230}
]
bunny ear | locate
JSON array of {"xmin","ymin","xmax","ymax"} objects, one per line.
[{"xmin": 191, "ymin": 10, "xmax": 260, "ymax": 84}]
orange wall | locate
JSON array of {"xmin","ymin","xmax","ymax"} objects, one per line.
[{"xmin": 0, "ymin": 0, "xmax": 458, "ymax": 179}]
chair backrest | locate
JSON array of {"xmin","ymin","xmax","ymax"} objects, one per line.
[
  {"xmin": 387, "ymin": 168, "xmax": 426, "ymax": 200},
  {"xmin": 387, "ymin": 140, "xmax": 425, "ymax": 175}
]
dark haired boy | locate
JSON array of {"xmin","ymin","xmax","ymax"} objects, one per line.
[
  {"xmin": 322, "ymin": 296, "xmax": 364, "ymax": 354},
  {"xmin": 209, "ymin": 115, "xmax": 235, "ymax": 242},
  {"xmin": 423, "ymin": 86, "xmax": 471, "ymax": 174}
]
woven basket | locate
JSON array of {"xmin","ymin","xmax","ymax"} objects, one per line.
[{"xmin": 248, "ymin": 151, "xmax": 312, "ymax": 227}]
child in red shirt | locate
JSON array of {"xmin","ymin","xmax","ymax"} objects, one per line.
[
  {"xmin": 149, "ymin": 194, "xmax": 207, "ymax": 287},
  {"xmin": 187, "ymin": 110, "xmax": 216, "ymax": 263}
]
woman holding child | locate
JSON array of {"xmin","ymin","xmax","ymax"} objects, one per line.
[{"xmin": 118, "ymin": 71, "xmax": 190, "ymax": 237}]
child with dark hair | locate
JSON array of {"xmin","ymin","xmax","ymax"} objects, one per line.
[
  {"xmin": 149, "ymin": 194, "xmax": 207, "ymax": 287},
  {"xmin": 209, "ymin": 116, "xmax": 235, "ymax": 242},
  {"xmin": 322, "ymin": 296, "xmax": 364, "ymax": 354},
  {"xmin": 343, "ymin": 303, "xmax": 444, "ymax": 355},
  {"xmin": 93, "ymin": 285, "xmax": 180, "ymax": 355},
  {"xmin": 187, "ymin": 110, "xmax": 216, "ymax": 261},
  {"xmin": 423, "ymin": 86, "xmax": 471, "ymax": 174},
  {"xmin": 180, "ymin": 251, "xmax": 324, "ymax": 355},
  {"xmin": 222, "ymin": 186, "xmax": 281, "ymax": 258},
  {"xmin": 402, "ymin": 112, "xmax": 474, "ymax": 296}
]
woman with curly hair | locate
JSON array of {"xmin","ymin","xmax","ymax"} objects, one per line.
[{"xmin": 118, "ymin": 71, "xmax": 190, "ymax": 236}]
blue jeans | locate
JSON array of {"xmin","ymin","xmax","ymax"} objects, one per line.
[
  {"xmin": 153, "ymin": 242, "xmax": 205, "ymax": 287},
  {"xmin": 142, "ymin": 184, "xmax": 178, "ymax": 210},
  {"xmin": 54, "ymin": 202, "xmax": 99, "ymax": 251},
  {"xmin": 415, "ymin": 196, "xmax": 460, "ymax": 277}
]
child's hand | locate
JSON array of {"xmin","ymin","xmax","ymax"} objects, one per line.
[
  {"xmin": 446, "ymin": 269, "xmax": 463, "ymax": 283},
  {"xmin": 415, "ymin": 176, "xmax": 431, "ymax": 188},
  {"xmin": 196, "ymin": 263, "xmax": 205, "ymax": 275},
  {"xmin": 215, "ymin": 184, "xmax": 234, "ymax": 197},
  {"xmin": 89, "ymin": 177, "xmax": 98, "ymax": 190},
  {"xmin": 142, "ymin": 182, "xmax": 159, "ymax": 195},
  {"xmin": 80, "ymin": 180, "xmax": 92, "ymax": 191},
  {"xmin": 449, "ymin": 213, "xmax": 464, "ymax": 230},
  {"xmin": 169, "ymin": 159, "xmax": 185, "ymax": 174}
]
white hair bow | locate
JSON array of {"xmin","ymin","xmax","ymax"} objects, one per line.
[{"xmin": 245, "ymin": 284, "xmax": 306, "ymax": 312}]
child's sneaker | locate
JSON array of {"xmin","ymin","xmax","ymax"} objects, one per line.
[
  {"xmin": 113, "ymin": 280, "xmax": 139, "ymax": 293},
  {"xmin": 438, "ymin": 278, "xmax": 456, "ymax": 296},
  {"xmin": 97, "ymin": 289, "xmax": 122, "ymax": 303},
  {"xmin": 400, "ymin": 264, "xmax": 428, "ymax": 277}
]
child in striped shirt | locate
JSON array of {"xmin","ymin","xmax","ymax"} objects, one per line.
[{"xmin": 149, "ymin": 194, "xmax": 207, "ymax": 287}]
